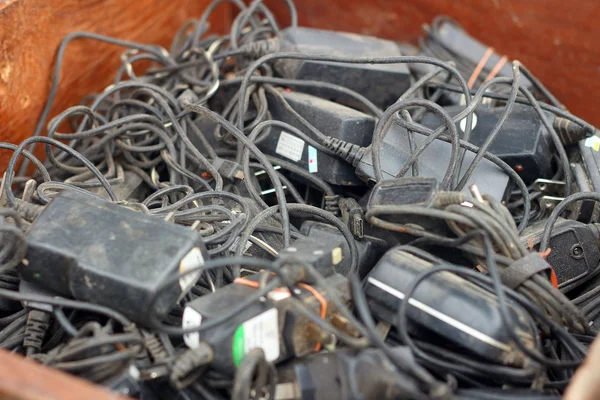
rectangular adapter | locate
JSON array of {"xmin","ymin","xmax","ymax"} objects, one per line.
[
  {"xmin": 365, "ymin": 178, "xmax": 448, "ymax": 236},
  {"xmin": 364, "ymin": 247, "xmax": 536, "ymax": 366},
  {"xmin": 520, "ymin": 218, "xmax": 600, "ymax": 291},
  {"xmin": 275, "ymin": 347, "xmax": 423, "ymax": 400},
  {"xmin": 259, "ymin": 89, "xmax": 375, "ymax": 186},
  {"xmin": 20, "ymin": 190, "xmax": 208, "ymax": 326},
  {"xmin": 419, "ymin": 104, "xmax": 555, "ymax": 184},
  {"xmin": 276, "ymin": 27, "xmax": 411, "ymax": 109},
  {"xmin": 417, "ymin": 18, "xmax": 533, "ymax": 93},
  {"xmin": 355, "ymin": 124, "xmax": 511, "ymax": 201},
  {"xmin": 182, "ymin": 273, "xmax": 351, "ymax": 375}
]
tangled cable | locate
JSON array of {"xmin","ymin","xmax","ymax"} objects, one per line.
[{"xmin": 0, "ymin": 0, "xmax": 597, "ymax": 398}]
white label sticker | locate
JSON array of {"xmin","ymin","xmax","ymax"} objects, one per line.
[
  {"xmin": 267, "ymin": 290, "xmax": 291, "ymax": 302},
  {"xmin": 128, "ymin": 364, "xmax": 141, "ymax": 380},
  {"xmin": 232, "ymin": 308, "xmax": 280, "ymax": 366},
  {"xmin": 308, "ymin": 146, "xmax": 318, "ymax": 173},
  {"xmin": 179, "ymin": 247, "xmax": 205, "ymax": 292},
  {"xmin": 275, "ymin": 131, "xmax": 304, "ymax": 162},
  {"xmin": 585, "ymin": 136, "xmax": 600, "ymax": 151},
  {"xmin": 459, "ymin": 113, "xmax": 478, "ymax": 133},
  {"xmin": 182, "ymin": 307, "xmax": 202, "ymax": 349}
]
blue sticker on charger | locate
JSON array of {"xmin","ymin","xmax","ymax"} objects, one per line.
[{"xmin": 308, "ymin": 146, "xmax": 318, "ymax": 173}]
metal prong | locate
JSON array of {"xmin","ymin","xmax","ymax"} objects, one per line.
[
  {"xmin": 533, "ymin": 179, "xmax": 565, "ymax": 196},
  {"xmin": 151, "ymin": 168, "xmax": 161, "ymax": 186},
  {"xmin": 190, "ymin": 220, "xmax": 201, "ymax": 231},
  {"xmin": 205, "ymin": 271, "xmax": 216, "ymax": 292},
  {"xmin": 164, "ymin": 211, "xmax": 175, "ymax": 222},
  {"xmin": 255, "ymin": 165, "xmax": 281, "ymax": 177},
  {"xmin": 539, "ymin": 196, "xmax": 564, "ymax": 211},
  {"xmin": 469, "ymin": 184, "xmax": 485, "ymax": 203},
  {"xmin": 261, "ymin": 185, "xmax": 287, "ymax": 196},
  {"xmin": 22, "ymin": 179, "xmax": 38, "ymax": 202},
  {"xmin": 0, "ymin": 173, "xmax": 8, "ymax": 207},
  {"xmin": 249, "ymin": 235, "xmax": 279, "ymax": 257}
]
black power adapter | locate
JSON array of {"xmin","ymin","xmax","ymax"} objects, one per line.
[
  {"xmin": 364, "ymin": 247, "xmax": 537, "ymax": 366},
  {"xmin": 365, "ymin": 177, "xmax": 445, "ymax": 233},
  {"xmin": 521, "ymin": 218, "xmax": 600, "ymax": 292},
  {"xmin": 275, "ymin": 347, "xmax": 425, "ymax": 400},
  {"xmin": 354, "ymin": 124, "xmax": 511, "ymax": 201},
  {"xmin": 19, "ymin": 190, "xmax": 208, "ymax": 326},
  {"xmin": 181, "ymin": 273, "xmax": 351, "ymax": 375},
  {"xmin": 418, "ymin": 104, "xmax": 555, "ymax": 184},
  {"xmin": 258, "ymin": 89, "xmax": 375, "ymax": 186},
  {"xmin": 417, "ymin": 17, "xmax": 533, "ymax": 103},
  {"xmin": 276, "ymin": 27, "xmax": 412, "ymax": 109}
]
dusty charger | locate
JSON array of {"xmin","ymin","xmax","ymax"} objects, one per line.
[
  {"xmin": 19, "ymin": 190, "xmax": 208, "ymax": 326},
  {"xmin": 181, "ymin": 239, "xmax": 351, "ymax": 375},
  {"xmin": 181, "ymin": 273, "xmax": 352, "ymax": 375},
  {"xmin": 521, "ymin": 218, "xmax": 600, "ymax": 291},
  {"xmin": 364, "ymin": 247, "xmax": 537, "ymax": 366},
  {"xmin": 259, "ymin": 89, "xmax": 375, "ymax": 186},
  {"xmin": 275, "ymin": 347, "xmax": 425, "ymax": 400},
  {"xmin": 354, "ymin": 123, "xmax": 511, "ymax": 201},
  {"xmin": 275, "ymin": 27, "xmax": 412, "ymax": 109},
  {"xmin": 418, "ymin": 104, "xmax": 555, "ymax": 184}
]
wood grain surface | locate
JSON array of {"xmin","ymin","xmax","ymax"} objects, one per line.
[
  {"xmin": 0, "ymin": 348, "xmax": 131, "ymax": 400},
  {"xmin": 1, "ymin": 0, "xmax": 598, "ymax": 173},
  {"xmin": 265, "ymin": 0, "xmax": 600, "ymax": 126},
  {"xmin": 0, "ymin": 0, "xmax": 230, "ymax": 169},
  {"xmin": 0, "ymin": 0, "xmax": 597, "ymax": 396}
]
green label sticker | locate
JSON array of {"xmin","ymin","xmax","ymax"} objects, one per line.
[
  {"xmin": 231, "ymin": 308, "xmax": 280, "ymax": 367},
  {"xmin": 232, "ymin": 325, "xmax": 245, "ymax": 367}
]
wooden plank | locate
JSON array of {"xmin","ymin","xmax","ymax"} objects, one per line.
[
  {"xmin": 0, "ymin": 0, "xmax": 231, "ymax": 169},
  {"xmin": 0, "ymin": 348, "xmax": 130, "ymax": 400},
  {"xmin": 265, "ymin": 0, "xmax": 600, "ymax": 126}
]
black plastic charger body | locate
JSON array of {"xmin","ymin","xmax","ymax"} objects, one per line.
[
  {"xmin": 364, "ymin": 247, "xmax": 537, "ymax": 366},
  {"xmin": 276, "ymin": 27, "xmax": 412, "ymax": 109},
  {"xmin": 20, "ymin": 190, "xmax": 208, "ymax": 326}
]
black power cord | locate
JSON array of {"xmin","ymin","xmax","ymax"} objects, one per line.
[{"xmin": 0, "ymin": 0, "xmax": 597, "ymax": 397}]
